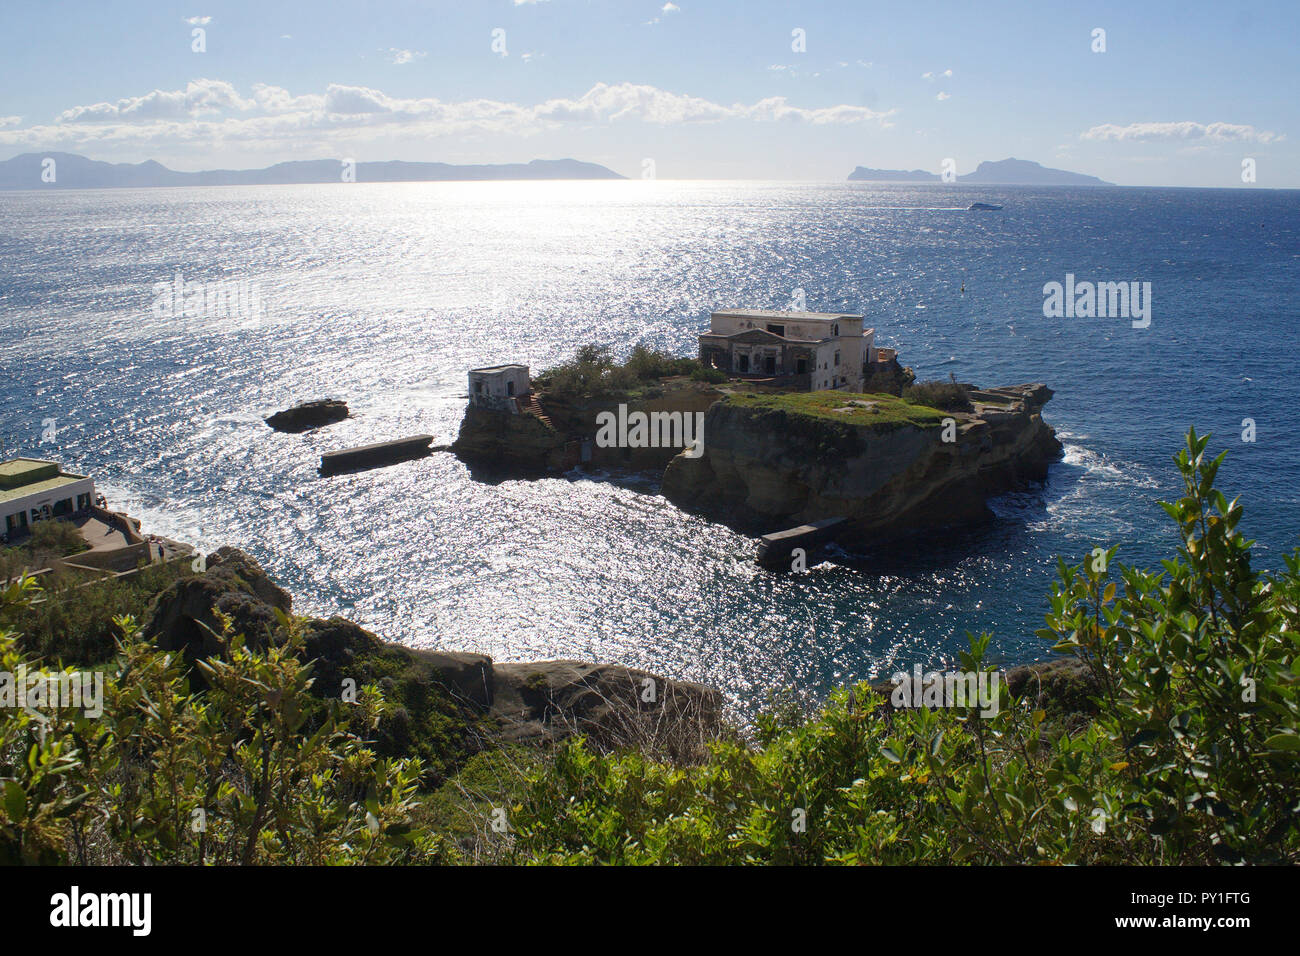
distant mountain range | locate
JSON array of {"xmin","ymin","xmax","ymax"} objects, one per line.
[
  {"xmin": 848, "ymin": 157, "xmax": 1112, "ymax": 186},
  {"xmin": 0, "ymin": 152, "xmax": 626, "ymax": 190}
]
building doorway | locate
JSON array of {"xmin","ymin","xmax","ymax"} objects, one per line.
[
  {"xmin": 738, "ymin": 354, "xmax": 749, "ymax": 373},
  {"xmin": 765, "ymin": 355, "xmax": 776, "ymax": 375}
]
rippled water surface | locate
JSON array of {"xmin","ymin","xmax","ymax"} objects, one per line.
[{"xmin": 2, "ymin": 181, "xmax": 1297, "ymax": 708}]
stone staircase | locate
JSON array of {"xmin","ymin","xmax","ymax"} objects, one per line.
[{"xmin": 518, "ymin": 394, "xmax": 554, "ymax": 429}]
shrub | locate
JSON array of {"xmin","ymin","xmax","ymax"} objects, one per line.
[
  {"xmin": 539, "ymin": 343, "xmax": 717, "ymax": 399},
  {"xmin": 0, "ymin": 594, "xmax": 453, "ymax": 865},
  {"xmin": 903, "ymin": 379, "xmax": 973, "ymax": 413}
]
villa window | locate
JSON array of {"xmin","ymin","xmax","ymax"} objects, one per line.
[
  {"xmin": 766, "ymin": 323, "xmax": 785, "ymax": 337},
  {"xmin": 834, "ymin": 350, "xmax": 841, "ymax": 366},
  {"xmin": 832, "ymin": 323, "xmax": 839, "ymax": 336}
]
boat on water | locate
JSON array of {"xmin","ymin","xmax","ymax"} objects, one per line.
[{"xmin": 968, "ymin": 202, "xmax": 1003, "ymax": 211}]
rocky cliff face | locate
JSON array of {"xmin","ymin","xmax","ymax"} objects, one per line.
[
  {"xmin": 661, "ymin": 383, "xmax": 1062, "ymax": 539},
  {"xmin": 144, "ymin": 547, "xmax": 722, "ymax": 763},
  {"xmin": 451, "ymin": 404, "xmax": 569, "ymax": 473},
  {"xmin": 451, "ymin": 382, "xmax": 723, "ymax": 474}
]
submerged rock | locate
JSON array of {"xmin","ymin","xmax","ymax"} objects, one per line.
[{"xmin": 265, "ymin": 399, "xmax": 349, "ymax": 433}]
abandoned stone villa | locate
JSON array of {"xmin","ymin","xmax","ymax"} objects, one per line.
[
  {"xmin": 465, "ymin": 308, "xmax": 894, "ymax": 416},
  {"xmin": 698, "ymin": 309, "xmax": 877, "ymax": 392}
]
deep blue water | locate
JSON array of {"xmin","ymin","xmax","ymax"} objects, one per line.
[{"xmin": 1, "ymin": 181, "xmax": 1297, "ymax": 709}]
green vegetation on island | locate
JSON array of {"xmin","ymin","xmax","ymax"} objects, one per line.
[
  {"xmin": 534, "ymin": 344, "xmax": 727, "ymax": 401},
  {"xmin": 725, "ymin": 389, "xmax": 950, "ymax": 428}
]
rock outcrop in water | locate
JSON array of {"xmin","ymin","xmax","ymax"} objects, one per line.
[
  {"xmin": 661, "ymin": 383, "xmax": 1062, "ymax": 540},
  {"xmin": 265, "ymin": 399, "xmax": 349, "ymax": 433}
]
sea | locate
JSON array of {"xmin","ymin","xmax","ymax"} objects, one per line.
[{"xmin": 1, "ymin": 180, "xmax": 1297, "ymax": 710}]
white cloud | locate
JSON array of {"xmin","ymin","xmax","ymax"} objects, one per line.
[
  {"xmin": 0, "ymin": 79, "xmax": 896, "ymax": 153},
  {"xmin": 387, "ymin": 48, "xmax": 426, "ymax": 65},
  {"xmin": 936, "ymin": 92, "xmax": 950, "ymax": 101},
  {"xmin": 922, "ymin": 69, "xmax": 952, "ymax": 81},
  {"xmin": 184, "ymin": 16, "xmax": 212, "ymax": 25},
  {"xmin": 55, "ymin": 79, "xmax": 253, "ymax": 123},
  {"xmin": 1081, "ymin": 121, "xmax": 1282, "ymax": 144},
  {"xmin": 662, "ymin": 2, "xmax": 681, "ymax": 11},
  {"xmin": 0, "ymin": 116, "xmax": 22, "ymax": 128}
]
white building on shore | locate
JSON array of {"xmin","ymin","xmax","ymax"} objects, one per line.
[
  {"xmin": 467, "ymin": 364, "xmax": 532, "ymax": 411},
  {"xmin": 1, "ymin": 459, "xmax": 96, "ymax": 540},
  {"xmin": 698, "ymin": 309, "xmax": 874, "ymax": 392}
]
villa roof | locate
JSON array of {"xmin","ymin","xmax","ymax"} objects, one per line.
[
  {"xmin": 0, "ymin": 458, "xmax": 90, "ymax": 503},
  {"xmin": 712, "ymin": 309, "xmax": 863, "ymax": 322},
  {"xmin": 702, "ymin": 328, "xmax": 823, "ymax": 345},
  {"xmin": 470, "ymin": 364, "xmax": 529, "ymax": 375},
  {"xmin": 0, "ymin": 474, "xmax": 86, "ymax": 505}
]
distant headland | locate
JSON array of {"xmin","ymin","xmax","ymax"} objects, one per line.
[
  {"xmin": 848, "ymin": 157, "xmax": 1113, "ymax": 186},
  {"xmin": 0, "ymin": 151, "xmax": 626, "ymax": 190}
]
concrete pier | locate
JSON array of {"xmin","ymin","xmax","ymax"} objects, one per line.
[
  {"xmin": 319, "ymin": 436, "xmax": 437, "ymax": 475},
  {"xmin": 756, "ymin": 516, "xmax": 846, "ymax": 569}
]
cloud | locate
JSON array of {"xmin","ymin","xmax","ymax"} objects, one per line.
[
  {"xmin": 387, "ymin": 48, "xmax": 426, "ymax": 65},
  {"xmin": 0, "ymin": 79, "xmax": 896, "ymax": 153},
  {"xmin": 922, "ymin": 69, "xmax": 952, "ymax": 81},
  {"xmin": 55, "ymin": 79, "xmax": 253, "ymax": 123},
  {"xmin": 0, "ymin": 116, "xmax": 22, "ymax": 128},
  {"xmin": 513, "ymin": 0, "xmax": 548, "ymax": 4},
  {"xmin": 936, "ymin": 92, "xmax": 950, "ymax": 101},
  {"xmin": 184, "ymin": 16, "xmax": 212, "ymax": 25},
  {"xmin": 1081, "ymin": 120, "xmax": 1283, "ymax": 144},
  {"xmin": 662, "ymin": 2, "xmax": 681, "ymax": 11}
]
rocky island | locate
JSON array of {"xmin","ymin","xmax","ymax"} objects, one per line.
[{"xmin": 453, "ymin": 313, "xmax": 1061, "ymax": 546}]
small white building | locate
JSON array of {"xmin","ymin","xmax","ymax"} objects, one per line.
[
  {"xmin": 698, "ymin": 309, "xmax": 874, "ymax": 392},
  {"xmin": 468, "ymin": 364, "xmax": 531, "ymax": 411},
  {"xmin": 1, "ymin": 459, "xmax": 96, "ymax": 540}
]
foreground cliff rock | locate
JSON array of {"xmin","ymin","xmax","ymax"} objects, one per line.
[
  {"xmin": 661, "ymin": 383, "xmax": 1062, "ymax": 539},
  {"xmin": 144, "ymin": 547, "xmax": 723, "ymax": 765}
]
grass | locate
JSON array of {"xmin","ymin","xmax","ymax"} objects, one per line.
[{"xmin": 724, "ymin": 389, "xmax": 951, "ymax": 428}]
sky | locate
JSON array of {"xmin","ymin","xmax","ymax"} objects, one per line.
[{"xmin": 0, "ymin": 0, "xmax": 1296, "ymax": 186}]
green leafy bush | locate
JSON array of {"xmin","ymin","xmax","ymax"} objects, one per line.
[
  {"xmin": 538, "ymin": 344, "xmax": 718, "ymax": 399},
  {"xmin": 0, "ymin": 595, "xmax": 452, "ymax": 865},
  {"xmin": 903, "ymin": 379, "xmax": 973, "ymax": 413}
]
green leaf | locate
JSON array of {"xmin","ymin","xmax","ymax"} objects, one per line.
[{"xmin": 3, "ymin": 781, "xmax": 26, "ymax": 823}]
